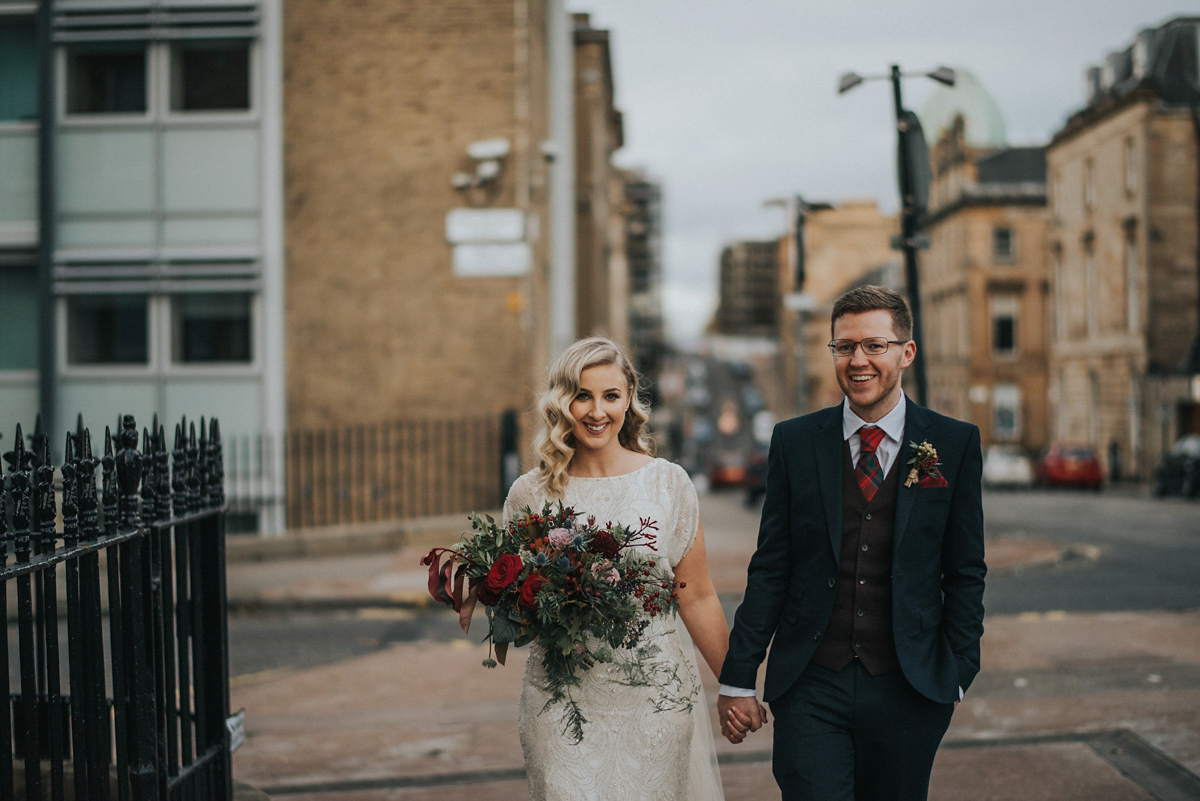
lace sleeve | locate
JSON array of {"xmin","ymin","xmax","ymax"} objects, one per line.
[
  {"xmin": 669, "ymin": 462, "xmax": 700, "ymax": 566},
  {"xmin": 502, "ymin": 471, "xmax": 538, "ymax": 525}
]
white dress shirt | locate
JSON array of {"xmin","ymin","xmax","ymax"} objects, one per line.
[{"xmin": 843, "ymin": 394, "xmax": 907, "ymax": 478}]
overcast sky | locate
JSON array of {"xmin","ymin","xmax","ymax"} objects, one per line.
[{"xmin": 565, "ymin": 0, "xmax": 1190, "ymax": 346}]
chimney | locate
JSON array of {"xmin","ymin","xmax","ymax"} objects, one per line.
[
  {"xmin": 1085, "ymin": 66, "xmax": 1104, "ymax": 104},
  {"xmin": 1131, "ymin": 28, "xmax": 1156, "ymax": 79}
]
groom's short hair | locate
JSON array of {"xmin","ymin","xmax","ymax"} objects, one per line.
[{"xmin": 831, "ymin": 285, "xmax": 913, "ymax": 341}]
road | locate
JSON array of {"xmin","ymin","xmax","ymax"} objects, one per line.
[
  {"xmin": 980, "ymin": 487, "xmax": 1200, "ymax": 614},
  {"xmin": 227, "ymin": 486, "xmax": 1200, "ymax": 680}
]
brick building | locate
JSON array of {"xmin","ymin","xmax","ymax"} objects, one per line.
[
  {"xmin": 713, "ymin": 240, "xmax": 781, "ymax": 340},
  {"xmin": 790, "ymin": 200, "xmax": 898, "ymax": 417},
  {"xmin": 1046, "ymin": 16, "xmax": 1200, "ymax": 478},
  {"xmin": 621, "ymin": 169, "xmax": 666, "ymax": 385},
  {"xmin": 572, "ymin": 13, "xmax": 627, "ymax": 345},
  {"xmin": 284, "ymin": 0, "xmax": 566, "ymax": 430},
  {"xmin": 923, "ymin": 116, "xmax": 1051, "ymax": 452}
]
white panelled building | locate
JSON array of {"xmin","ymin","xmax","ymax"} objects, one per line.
[{"xmin": 0, "ymin": 0, "xmax": 285, "ymax": 531}]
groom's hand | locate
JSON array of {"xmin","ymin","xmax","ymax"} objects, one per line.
[{"xmin": 718, "ymin": 695, "xmax": 766, "ymax": 744}]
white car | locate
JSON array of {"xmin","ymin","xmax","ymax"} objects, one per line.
[{"xmin": 982, "ymin": 445, "xmax": 1035, "ymax": 488}]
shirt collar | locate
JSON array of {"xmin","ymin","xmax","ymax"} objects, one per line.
[{"xmin": 842, "ymin": 394, "xmax": 907, "ymax": 444}]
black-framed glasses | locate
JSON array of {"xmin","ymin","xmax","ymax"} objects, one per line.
[{"xmin": 827, "ymin": 338, "xmax": 909, "ymax": 357}]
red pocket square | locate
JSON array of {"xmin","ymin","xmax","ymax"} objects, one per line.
[{"xmin": 918, "ymin": 473, "xmax": 948, "ymax": 488}]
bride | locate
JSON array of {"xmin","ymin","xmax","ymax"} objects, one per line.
[{"xmin": 503, "ymin": 337, "xmax": 760, "ymax": 801}]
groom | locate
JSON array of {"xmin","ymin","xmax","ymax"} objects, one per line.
[{"xmin": 717, "ymin": 285, "xmax": 986, "ymax": 801}]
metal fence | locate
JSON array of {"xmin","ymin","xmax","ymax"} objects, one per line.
[
  {"xmin": 1, "ymin": 414, "xmax": 233, "ymax": 801},
  {"xmin": 220, "ymin": 411, "xmax": 515, "ymax": 532}
]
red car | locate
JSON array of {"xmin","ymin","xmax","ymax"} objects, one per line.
[{"xmin": 1035, "ymin": 442, "xmax": 1104, "ymax": 489}]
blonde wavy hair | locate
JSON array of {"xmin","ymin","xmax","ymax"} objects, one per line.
[{"xmin": 534, "ymin": 337, "xmax": 655, "ymax": 497}]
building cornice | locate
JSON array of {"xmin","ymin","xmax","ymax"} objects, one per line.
[
  {"xmin": 1048, "ymin": 84, "xmax": 1161, "ymax": 150},
  {"xmin": 925, "ymin": 183, "xmax": 1047, "ymax": 226}
]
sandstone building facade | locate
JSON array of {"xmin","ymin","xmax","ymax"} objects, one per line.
[
  {"xmin": 923, "ymin": 118, "xmax": 1051, "ymax": 452},
  {"xmin": 1046, "ymin": 16, "xmax": 1200, "ymax": 478}
]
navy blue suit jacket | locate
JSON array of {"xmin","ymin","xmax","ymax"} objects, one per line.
[{"xmin": 718, "ymin": 399, "xmax": 987, "ymax": 705}]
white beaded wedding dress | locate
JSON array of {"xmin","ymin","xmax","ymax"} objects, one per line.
[{"xmin": 502, "ymin": 459, "xmax": 726, "ymax": 801}]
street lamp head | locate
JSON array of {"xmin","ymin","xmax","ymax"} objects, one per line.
[
  {"xmin": 838, "ymin": 72, "xmax": 864, "ymax": 94},
  {"xmin": 927, "ymin": 66, "xmax": 956, "ymax": 87}
]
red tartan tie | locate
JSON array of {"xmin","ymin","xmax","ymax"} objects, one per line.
[{"xmin": 856, "ymin": 425, "xmax": 885, "ymax": 502}]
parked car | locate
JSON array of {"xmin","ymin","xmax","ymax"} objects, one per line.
[
  {"xmin": 982, "ymin": 445, "xmax": 1034, "ymax": 489},
  {"xmin": 708, "ymin": 449, "xmax": 748, "ymax": 489},
  {"xmin": 1035, "ymin": 442, "xmax": 1104, "ymax": 490},
  {"xmin": 743, "ymin": 446, "xmax": 769, "ymax": 507},
  {"xmin": 1152, "ymin": 434, "xmax": 1200, "ymax": 498}
]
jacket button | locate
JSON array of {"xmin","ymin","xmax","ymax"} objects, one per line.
[
  {"xmin": 856, "ymin": 609, "xmax": 864, "ymax": 617},
  {"xmin": 854, "ymin": 641, "xmax": 863, "ymax": 649},
  {"xmin": 828, "ymin": 578, "xmax": 836, "ymax": 588},
  {"xmin": 861, "ymin": 544, "xmax": 869, "ymax": 552},
  {"xmin": 813, "ymin": 631, "xmax": 821, "ymax": 640},
  {"xmin": 865, "ymin": 512, "xmax": 873, "ymax": 520}
]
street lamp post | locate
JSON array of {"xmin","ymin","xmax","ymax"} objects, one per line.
[{"xmin": 839, "ymin": 64, "xmax": 956, "ymax": 408}]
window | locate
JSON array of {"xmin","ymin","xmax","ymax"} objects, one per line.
[
  {"xmin": 1083, "ymin": 158, "xmax": 1095, "ymax": 210},
  {"xmin": 1123, "ymin": 138, "xmax": 1137, "ymax": 196},
  {"xmin": 1053, "ymin": 248, "xmax": 1066, "ymax": 341},
  {"xmin": 1125, "ymin": 235, "xmax": 1139, "ymax": 333},
  {"xmin": 0, "ymin": 18, "xmax": 37, "ymax": 122},
  {"xmin": 0, "ymin": 264, "xmax": 38, "ymax": 370},
  {"xmin": 66, "ymin": 42, "xmax": 147, "ymax": 114},
  {"xmin": 171, "ymin": 292, "xmax": 252, "ymax": 363},
  {"xmin": 990, "ymin": 295, "xmax": 1018, "ymax": 356},
  {"xmin": 993, "ymin": 384, "xmax": 1019, "ymax": 440},
  {"xmin": 1084, "ymin": 243, "xmax": 1097, "ymax": 336},
  {"xmin": 993, "ymin": 227, "xmax": 1014, "ymax": 262},
  {"xmin": 170, "ymin": 39, "xmax": 250, "ymax": 112},
  {"xmin": 67, "ymin": 294, "xmax": 148, "ymax": 364}
]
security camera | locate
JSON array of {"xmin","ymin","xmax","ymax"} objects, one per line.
[
  {"xmin": 540, "ymin": 140, "xmax": 559, "ymax": 163},
  {"xmin": 476, "ymin": 159, "xmax": 501, "ymax": 181},
  {"xmin": 467, "ymin": 138, "xmax": 511, "ymax": 161},
  {"xmin": 451, "ymin": 172, "xmax": 474, "ymax": 190}
]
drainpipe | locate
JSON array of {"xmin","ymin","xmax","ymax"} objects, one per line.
[
  {"xmin": 36, "ymin": 0, "xmax": 56, "ymax": 446},
  {"xmin": 546, "ymin": 0, "xmax": 576, "ymax": 357}
]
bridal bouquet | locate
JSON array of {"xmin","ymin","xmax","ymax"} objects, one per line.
[{"xmin": 422, "ymin": 502, "xmax": 688, "ymax": 740}]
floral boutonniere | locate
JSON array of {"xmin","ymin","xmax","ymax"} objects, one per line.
[{"xmin": 904, "ymin": 440, "xmax": 948, "ymax": 488}]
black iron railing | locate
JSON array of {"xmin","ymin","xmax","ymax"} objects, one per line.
[
  {"xmin": 278, "ymin": 412, "xmax": 514, "ymax": 530},
  {"xmin": 1, "ymin": 413, "xmax": 232, "ymax": 801}
]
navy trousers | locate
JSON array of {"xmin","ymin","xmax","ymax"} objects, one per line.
[{"xmin": 769, "ymin": 660, "xmax": 955, "ymax": 801}]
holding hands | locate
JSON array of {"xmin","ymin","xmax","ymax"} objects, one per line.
[{"xmin": 717, "ymin": 694, "xmax": 768, "ymax": 744}]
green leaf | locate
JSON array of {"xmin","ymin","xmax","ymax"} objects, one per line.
[{"xmin": 491, "ymin": 615, "xmax": 522, "ymax": 644}]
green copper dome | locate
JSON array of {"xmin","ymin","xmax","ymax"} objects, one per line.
[{"xmin": 919, "ymin": 68, "xmax": 1007, "ymax": 148}]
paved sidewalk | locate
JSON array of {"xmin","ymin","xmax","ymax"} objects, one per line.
[{"xmin": 227, "ymin": 491, "xmax": 1200, "ymax": 800}]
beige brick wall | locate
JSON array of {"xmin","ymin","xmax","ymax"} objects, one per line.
[{"xmin": 284, "ymin": 0, "xmax": 552, "ymax": 432}]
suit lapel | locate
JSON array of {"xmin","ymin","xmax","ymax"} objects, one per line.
[
  {"xmin": 893, "ymin": 398, "xmax": 931, "ymax": 552},
  {"xmin": 815, "ymin": 403, "xmax": 845, "ymax": 563}
]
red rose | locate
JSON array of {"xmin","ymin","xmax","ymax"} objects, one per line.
[
  {"xmin": 483, "ymin": 554, "xmax": 523, "ymax": 595},
  {"xmin": 590, "ymin": 530, "xmax": 620, "ymax": 559},
  {"xmin": 474, "ymin": 578, "xmax": 501, "ymax": 606},
  {"xmin": 518, "ymin": 573, "xmax": 548, "ymax": 610}
]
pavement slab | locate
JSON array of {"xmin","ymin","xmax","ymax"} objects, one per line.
[{"xmin": 227, "ymin": 491, "xmax": 1200, "ymax": 799}]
